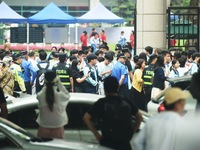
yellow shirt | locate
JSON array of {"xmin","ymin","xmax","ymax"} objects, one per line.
[{"xmin": 132, "ymin": 69, "xmax": 144, "ymax": 92}]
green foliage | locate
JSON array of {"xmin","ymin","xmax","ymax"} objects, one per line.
[
  {"xmin": 171, "ymin": 0, "xmax": 191, "ymax": 7},
  {"xmin": 182, "ymin": 0, "xmax": 191, "ymax": 6},
  {"xmin": 111, "ymin": 0, "xmax": 136, "ymax": 26}
]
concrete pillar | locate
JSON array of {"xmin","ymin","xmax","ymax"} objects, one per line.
[
  {"xmin": 89, "ymin": 0, "xmax": 100, "ymax": 10},
  {"xmin": 136, "ymin": 0, "xmax": 168, "ymax": 54}
]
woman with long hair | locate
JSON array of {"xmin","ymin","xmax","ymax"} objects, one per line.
[
  {"xmin": 70, "ymin": 59, "xmax": 89, "ymax": 92},
  {"xmin": 36, "ymin": 71, "xmax": 70, "ymax": 139},
  {"xmin": 129, "ymin": 59, "xmax": 146, "ymax": 111},
  {"xmin": 151, "ymin": 55, "xmax": 168, "ymax": 99}
]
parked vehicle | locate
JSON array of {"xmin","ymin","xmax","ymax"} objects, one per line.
[
  {"xmin": 0, "ymin": 117, "xmax": 111, "ymax": 150},
  {"xmin": 5, "ymin": 93, "xmax": 148, "ymax": 144},
  {"xmin": 147, "ymin": 76, "xmax": 197, "ymax": 117}
]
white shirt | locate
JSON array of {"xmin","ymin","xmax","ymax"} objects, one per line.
[
  {"xmin": 97, "ymin": 61, "xmax": 113, "ymax": 79},
  {"xmin": 49, "ymin": 60, "xmax": 59, "ymax": 70},
  {"xmin": 177, "ymin": 67, "xmax": 188, "ymax": 77},
  {"xmin": 191, "ymin": 63, "xmax": 198, "ymax": 75},
  {"xmin": 37, "ymin": 79, "xmax": 70, "ymax": 128},
  {"xmin": 28, "ymin": 58, "xmax": 38, "ymax": 70},
  {"xmin": 83, "ymin": 65, "xmax": 98, "ymax": 86},
  {"xmin": 133, "ymin": 111, "xmax": 183, "ymax": 150}
]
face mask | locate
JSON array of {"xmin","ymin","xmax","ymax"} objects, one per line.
[{"xmin": 77, "ymin": 66, "xmax": 81, "ymax": 71}]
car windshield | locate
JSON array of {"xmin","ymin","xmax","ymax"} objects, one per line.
[
  {"xmin": 0, "ymin": 118, "xmax": 35, "ymax": 141},
  {"xmin": 152, "ymin": 79, "xmax": 191, "ymax": 103}
]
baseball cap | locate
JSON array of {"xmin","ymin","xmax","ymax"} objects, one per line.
[
  {"xmin": 99, "ymin": 44, "xmax": 106, "ymax": 49},
  {"xmin": 20, "ymin": 51, "xmax": 28, "ymax": 56},
  {"xmin": 115, "ymin": 44, "xmax": 122, "ymax": 51},
  {"xmin": 59, "ymin": 53, "xmax": 67, "ymax": 59},
  {"xmin": 12, "ymin": 53, "xmax": 22, "ymax": 61},
  {"xmin": 117, "ymin": 53, "xmax": 126, "ymax": 60},
  {"xmin": 164, "ymin": 87, "xmax": 191, "ymax": 105},
  {"xmin": 2, "ymin": 56, "xmax": 12, "ymax": 67}
]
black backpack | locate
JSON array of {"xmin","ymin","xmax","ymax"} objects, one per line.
[
  {"xmin": 36, "ymin": 63, "xmax": 50, "ymax": 93},
  {"xmin": 101, "ymin": 97, "xmax": 134, "ymax": 141}
]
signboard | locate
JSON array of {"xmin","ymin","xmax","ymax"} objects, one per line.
[{"xmin": 10, "ymin": 27, "xmax": 43, "ymax": 43}]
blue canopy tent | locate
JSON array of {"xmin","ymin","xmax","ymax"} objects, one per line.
[
  {"xmin": 0, "ymin": 1, "xmax": 27, "ymax": 23},
  {"xmin": 28, "ymin": 2, "xmax": 76, "ymax": 24},
  {"xmin": 76, "ymin": 2, "xmax": 124, "ymax": 23},
  {"xmin": 27, "ymin": 2, "xmax": 76, "ymax": 50}
]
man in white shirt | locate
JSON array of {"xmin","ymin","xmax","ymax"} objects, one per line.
[
  {"xmin": 97, "ymin": 53, "xmax": 113, "ymax": 95},
  {"xmin": 90, "ymin": 33, "xmax": 100, "ymax": 54},
  {"xmin": 133, "ymin": 87, "xmax": 190, "ymax": 150}
]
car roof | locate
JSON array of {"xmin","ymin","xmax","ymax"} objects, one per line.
[
  {"xmin": 166, "ymin": 75, "xmax": 191, "ymax": 85},
  {"xmin": 7, "ymin": 93, "xmax": 105, "ymax": 113}
]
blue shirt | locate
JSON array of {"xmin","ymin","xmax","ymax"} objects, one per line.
[
  {"xmin": 111, "ymin": 61, "xmax": 128, "ymax": 85},
  {"xmin": 22, "ymin": 59, "xmax": 37, "ymax": 83}
]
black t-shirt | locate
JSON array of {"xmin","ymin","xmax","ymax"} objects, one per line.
[
  {"xmin": 125, "ymin": 60, "xmax": 132, "ymax": 72},
  {"xmin": 88, "ymin": 95, "xmax": 138, "ymax": 119},
  {"xmin": 70, "ymin": 69, "xmax": 84, "ymax": 88},
  {"xmin": 0, "ymin": 88, "xmax": 6, "ymax": 104}
]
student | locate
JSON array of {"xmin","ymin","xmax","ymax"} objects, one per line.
[
  {"xmin": 151, "ymin": 55, "xmax": 168, "ymax": 99},
  {"xmin": 169, "ymin": 59, "xmax": 180, "ymax": 78},
  {"xmin": 37, "ymin": 71, "xmax": 70, "ymax": 139}
]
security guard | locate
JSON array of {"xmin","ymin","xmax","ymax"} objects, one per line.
[
  {"xmin": 142, "ymin": 54, "xmax": 157, "ymax": 102},
  {"xmin": 10, "ymin": 53, "xmax": 26, "ymax": 93},
  {"xmin": 52, "ymin": 53, "xmax": 73, "ymax": 92}
]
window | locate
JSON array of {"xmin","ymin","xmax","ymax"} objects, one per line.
[{"xmin": 7, "ymin": 105, "xmax": 39, "ymax": 129}]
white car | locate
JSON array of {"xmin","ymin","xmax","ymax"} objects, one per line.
[
  {"xmin": 147, "ymin": 76, "xmax": 197, "ymax": 117},
  {"xmin": 0, "ymin": 117, "xmax": 111, "ymax": 150},
  {"xmin": 5, "ymin": 93, "xmax": 148, "ymax": 144},
  {"xmin": 6, "ymin": 93, "xmax": 104, "ymax": 143}
]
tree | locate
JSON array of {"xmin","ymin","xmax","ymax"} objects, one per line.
[
  {"xmin": 171, "ymin": 0, "xmax": 191, "ymax": 6},
  {"xmin": 171, "ymin": 0, "xmax": 199, "ymax": 6},
  {"xmin": 189, "ymin": 0, "xmax": 199, "ymax": 6},
  {"xmin": 111, "ymin": 0, "xmax": 136, "ymax": 26}
]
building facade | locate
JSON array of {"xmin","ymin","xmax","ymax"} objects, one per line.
[{"xmin": 1, "ymin": 0, "xmax": 116, "ymax": 17}]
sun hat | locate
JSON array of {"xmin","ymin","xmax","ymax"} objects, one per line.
[{"xmin": 164, "ymin": 87, "xmax": 191, "ymax": 105}]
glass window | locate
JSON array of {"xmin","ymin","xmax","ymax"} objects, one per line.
[
  {"xmin": 7, "ymin": 105, "xmax": 38, "ymax": 129},
  {"xmin": 68, "ymin": 6, "xmax": 89, "ymax": 11},
  {"xmin": 10, "ymin": 6, "xmax": 21, "ymax": 11},
  {"xmin": 0, "ymin": 131, "xmax": 19, "ymax": 148},
  {"xmin": 23, "ymin": 6, "xmax": 43, "ymax": 11}
]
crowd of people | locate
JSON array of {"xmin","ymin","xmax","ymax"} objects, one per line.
[
  {"xmin": 0, "ymin": 30, "xmax": 200, "ymax": 111},
  {"xmin": 0, "ymin": 28, "xmax": 200, "ymax": 150}
]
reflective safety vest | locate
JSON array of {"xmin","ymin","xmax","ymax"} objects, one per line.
[
  {"xmin": 142, "ymin": 64, "xmax": 154, "ymax": 87},
  {"xmin": 52, "ymin": 63, "xmax": 71, "ymax": 91}
]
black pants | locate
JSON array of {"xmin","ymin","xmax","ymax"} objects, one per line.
[
  {"xmin": 118, "ymin": 84, "xmax": 129, "ymax": 99},
  {"xmin": 100, "ymin": 138, "xmax": 132, "ymax": 150},
  {"xmin": 130, "ymin": 87, "xmax": 147, "ymax": 112},
  {"xmin": 25, "ymin": 82, "xmax": 32, "ymax": 95},
  {"xmin": 82, "ymin": 46, "xmax": 87, "ymax": 52},
  {"xmin": 74, "ymin": 86, "xmax": 83, "ymax": 93},
  {"xmin": 143, "ymin": 86, "xmax": 152, "ymax": 103}
]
